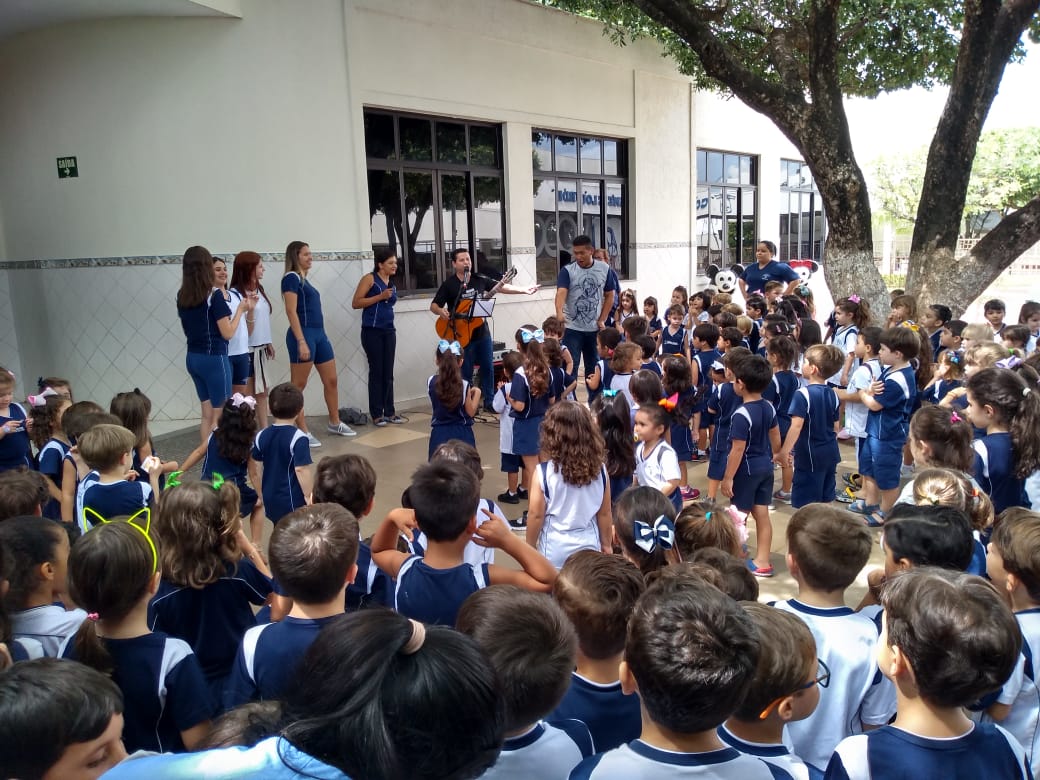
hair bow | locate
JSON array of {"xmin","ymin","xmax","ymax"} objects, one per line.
[
  {"xmin": 950, "ymin": 412, "xmax": 962, "ymax": 423},
  {"xmin": 948, "ymin": 353, "xmax": 962, "ymax": 365},
  {"xmin": 85, "ymin": 507, "xmax": 157, "ymax": 574},
  {"xmin": 906, "ymin": 322, "xmax": 920, "ymax": 332},
  {"xmin": 705, "ymin": 511, "xmax": 712, "ymax": 522},
  {"xmin": 166, "ymin": 470, "xmax": 184, "ymax": 488},
  {"xmin": 211, "ymin": 473, "xmax": 225, "ymax": 490},
  {"xmin": 659, "ymin": 393, "xmax": 679, "ymax": 412},
  {"xmin": 997, "ymin": 355, "xmax": 1022, "ymax": 370},
  {"xmin": 797, "ymin": 283, "xmax": 811, "ymax": 297},
  {"xmin": 521, "ymin": 328, "xmax": 545, "ymax": 344},
  {"xmin": 437, "ymin": 339, "xmax": 462, "ymax": 356},
  {"xmin": 633, "ymin": 515, "xmax": 675, "ymax": 554},
  {"xmin": 230, "ymin": 392, "xmax": 257, "ymax": 410},
  {"xmin": 27, "ymin": 387, "xmax": 57, "ymax": 407},
  {"xmin": 848, "ymin": 295, "xmax": 861, "ymax": 304},
  {"xmin": 602, "ymin": 389, "xmax": 619, "ymax": 397}
]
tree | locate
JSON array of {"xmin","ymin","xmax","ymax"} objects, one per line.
[{"xmin": 542, "ymin": 0, "xmax": 1040, "ymax": 317}]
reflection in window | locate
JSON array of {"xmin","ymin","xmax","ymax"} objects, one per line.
[
  {"xmin": 779, "ymin": 159, "xmax": 825, "ymax": 263},
  {"xmin": 696, "ymin": 149, "xmax": 758, "ymax": 271},
  {"xmin": 364, "ymin": 110, "xmax": 504, "ymax": 292},
  {"xmin": 532, "ymin": 130, "xmax": 629, "ymax": 284}
]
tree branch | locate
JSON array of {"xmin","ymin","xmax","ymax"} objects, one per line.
[{"xmin": 970, "ymin": 194, "xmax": 1040, "ymax": 270}]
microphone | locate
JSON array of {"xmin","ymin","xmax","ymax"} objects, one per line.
[{"xmin": 463, "ymin": 269, "xmax": 471, "ymax": 286}]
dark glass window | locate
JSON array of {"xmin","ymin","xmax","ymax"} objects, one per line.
[
  {"xmin": 532, "ymin": 129, "xmax": 629, "ymax": 284},
  {"xmin": 779, "ymin": 159, "xmax": 825, "ymax": 264},
  {"xmin": 364, "ymin": 110, "xmax": 504, "ymax": 292},
  {"xmin": 696, "ymin": 149, "xmax": 758, "ymax": 269}
]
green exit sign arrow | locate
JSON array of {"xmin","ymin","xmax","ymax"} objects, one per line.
[{"xmin": 57, "ymin": 157, "xmax": 78, "ymax": 178}]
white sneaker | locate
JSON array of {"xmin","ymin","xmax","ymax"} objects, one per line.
[
  {"xmin": 305, "ymin": 431, "xmax": 322, "ymax": 448},
  {"xmin": 900, "ymin": 464, "xmax": 914, "ymax": 477},
  {"xmin": 327, "ymin": 421, "xmax": 357, "ymax": 437}
]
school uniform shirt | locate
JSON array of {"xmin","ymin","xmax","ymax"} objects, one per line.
[
  {"xmin": 718, "ymin": 725, "xmax": 810, "ymax": 780},
  {"xmin": 788, "ymin": 385, "xmax": 841, "ymax": 471},
  {"xmin": 510, "ymin": 366, "xmax": 554, "ymax": 420},
  {"xmin": 708, "ymin": 383, "xmax": 743, "ymax": 459},
  {"xmin": 634, "ymin": 440, "xmax": 681, "ymax": 492},
  {"xmin": 845, "ymin": 359, "xmax": 881, "ymax": 439},
  {"xmin": 764, "ymin": 370, "xmax": 799, "ymax": 438},
  {"xmin": 647, "ymin": 316, "xmax": 663, "ymax": 335},
  {"xmin": 73, "ymin": 467, "xmax": 101, "ymax": 532},
  {"xmin": 226, "ymin": 288, "xmax": 252, "ymax": 357},
  {"xmin": 824, "ymin": 723, "xmax": 1029, "ymax": 780},
  {"xmin": 640, "ymin": 360, "xmax": 663, "ymax": 376},
  {"xmin": 148, "ymin": 558, "xmax": 273, "ymax": 684},
  {"xmin": 100, "ymin": 736, "xmax": 349, "ymax": 780},
  {"xmin": 0, "ymin": 402, "xmax": 32, "ymax": 470},
  {"xmin": 428, "ymin": 375, "xmax": 474, "ymax": 427},
  {"xmin": 729, "ymin": 399, "xmax": 778, "ymax": 476},
  {"xmin": 660, "ymin": 325, "xmax": 687, "ymax": 356},
  {"xmin": 11, "ymin": 604, "xmax": 88, "ymax": 657},
  {"xmin": 78, "ymin": 479, "xmax": 152, "ymax": 532},
  {"xmin": 772, "ymin": 600, "xmax": 896, "ymax": 773},
  {"xmin": 346, "ymin": 540, "xmax": 393, "ymax": 610},
  {"xmin": 280, "ymin": 272, "xmax": 324, "ymax": 329},
  {"xmin": 930, "ymin": 327, "xmax": 943, "ymax": 359},
  {"xmin": 536, "ymin": 462, "xmax": 608, "ymax": 570},
  {"xmin": 410, "ymin": 498, "xmax": 499, "ymax": 568},
  {"xmin": 827, "ymin": 325, "xmax": 859, "ymax": 385},
  {"xmin": 178, "ymin": 289, "xmax": 233, "ymax": 355},
  {"xmin": 570, "ymin": 740, "xmax": 791, "ymax": 779},
  {"xmin": 865, "ymin": 365, "xmax": 917, "ymax": 442},
  {"xmin": 60, "ymin": 631, "xmax": 215, "ymax": 754},
  {"xmin": 481, "ymin": 719, "xmax": 594, "ymax": 779},
  {"xmin": 609, "ymin": 372, "xmax": 635, "ymax": 409},
  {"xmin": 551, "ymin": 672, "xmax": 642, "ymax": 752},
  {"xmin": 37, "ymin": 437, "xmax": 70, "ymax": 519},
  {"xmin": 251, "ymin": 423, "xmax": 312, "ymax": 524},
  {"xmin": 976, "ymin": 608, "xmax": 1040, "ymax": 768},
  {"xmin": 393, "ymin": 554, "xmax": 490, "ymax": 626},
  {"xmin": 974, "ymin": 432, "xmax": 1026, "ymax": 513},
  {"xmin": 201, "ymin": 431, "xmax": 249, "ymax": 490},
  {"xmin": 223, "ymin": 615, "xmax": 340, "ymax": 709},
  {"xmin": 493, "ymin": 382, "xmax": 516, "ymax": 454},
  {"xmin": 923, "ymin": 378, "xmax": 962, "ymax": 405}
]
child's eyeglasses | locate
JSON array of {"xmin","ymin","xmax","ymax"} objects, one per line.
[{"xmin": 758, "ymin": 659, "xmax": 831, "ymax": 719}]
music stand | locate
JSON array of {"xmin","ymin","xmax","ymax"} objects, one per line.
[{"xmin": 470, "ymin": 297, "xmax": 495, "ymax": 318}]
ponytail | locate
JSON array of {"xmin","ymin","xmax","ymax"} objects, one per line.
[
  {"xmin": 967, "ymin": 368, "xmax": 1040, "ymax": 477},
  {"xmin": 433, "ymin": 347, "xmax": 463, "ymax": 410}
]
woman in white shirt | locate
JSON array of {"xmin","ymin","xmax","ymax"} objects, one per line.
[{"xmin": 230, "ymin": 251, "xmax": 275, "ymax": 428}]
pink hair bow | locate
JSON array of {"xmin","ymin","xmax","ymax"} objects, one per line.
[
  {"xmin": 950, "ymin": 412, "xmax": 962, "ymax": 423},
  {"xmin": 230, "ymin": 392, "xmax": 257, "ymax": 410},
  {"xmin": 27, "ymin": 387, "xmax": 57, "ymax": 407},
  {"xmin": 848, "ymin": 295, "xmax": 861, "ymax": 304}
]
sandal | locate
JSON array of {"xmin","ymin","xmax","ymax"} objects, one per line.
[
  {"xmin": 864, "ymin": 510, "xmax": 886, "ymax": 528},
  {"xmin": 847, "ymin": 499, "xmax": 880, "ymax": 515}
]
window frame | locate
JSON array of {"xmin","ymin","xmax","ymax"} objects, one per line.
[
  {"xmin": 696, "ymin": 149, "xmax": 759, "ymax": 270},
  {"xmin": 778, "ymin": 158, "xmax": 826, "ymax": 264}
]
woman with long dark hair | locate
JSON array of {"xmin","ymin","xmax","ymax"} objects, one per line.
[
  {"xmin": 230, "ymin": 252, "xmax": 275, "ymax": 428},
  {"xmin": 352, "ymin": 248, "xmax": 405, "ymax": 426}
]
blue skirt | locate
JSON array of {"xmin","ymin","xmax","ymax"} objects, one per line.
[
  {"xmin": 512, "ymin": 416, "xmax": 543, "ymax": 456},
  {"xmin": 429, "ymin": 423, "xmax": 475, "ymax": 460}
]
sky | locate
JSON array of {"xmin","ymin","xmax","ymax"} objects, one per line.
[{"xmin": 845, "ymin": 43, "xmax": 1040, "ymax": 164}]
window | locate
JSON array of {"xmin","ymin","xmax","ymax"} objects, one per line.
[
  {"xmin": 696, "ymin": 149, "xmax": 757, "ymax": 270},
  {"xmin": 364, "ymin": 110, "xmax": 505, "ymax": 293},
  {"xmin": 532, "ymin": 131, "xmax": 629, "ymax": 284},
  {"xmin": 779, "ymin": 159, "xmax": 825, "ymax": 264}
]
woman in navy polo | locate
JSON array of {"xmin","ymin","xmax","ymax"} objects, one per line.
[
  {"xmin": 738, "ymin": 240, "xmax": 801, "ymax": 300},
  {"xmin": 177, "ymin": 245, "xmax": 253, "ymax": 447},
  {"xmin": 352, "ymin": 248, "xmax": 405, "ymax": 426}
]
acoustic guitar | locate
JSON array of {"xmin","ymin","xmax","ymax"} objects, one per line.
[{"xmin": 435, "ymin": 266, "xmax": 518, "ymax": 347}]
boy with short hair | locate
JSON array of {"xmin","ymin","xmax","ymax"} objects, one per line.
[
  {"xmin": 1003, "ymin": 324, "xmax": 1031, "ymax": 354},
  {"xmin": 371, "ymin": 461, "xmax": 556, "ymax": 626},
  {"xmin": 723, "ymin": 355, "xmax": 780, "ymax": 577},
  {"xmin": 777, "ymin": 345, "xmax": 843, "ymax": 509},
  {"xmin": 427, "ymin": 439, "xmax": 504, "ymax": 561},
  {"xmin": 941, "ymin": 319, "xmax": 967, "ymax": 354},
  {"xmin": 0, "ymin": 658, "xmax": 128, "ymax": 779},
  {"xmin": 979, "ymin": 510, "xmax": 1040, "ymax": 766},
  {"xmin": 763, "ymin": 280, "xmax": 784, "ymax": 311},
  {"xmin": 633, "ymin": 335, "xmax": 662, "ymax": 376},
  {"xmin": 76, "ymin": 423, "xmax": 152, "ymax": 534},
  {"xmin": 921, "ymin": 303, "xmax": 953, "ymax": 358},
  {"xmin": 720, "ymin": 602, "xmax": 818, "ymax": 780},
  {"xmin": 720, "ymin": 326, "xmax": 744, "ymax": 354},
  {"xmin": 834, "ymin": 327, "xmax": 883, "ymax": 502},
  {"xmin": 855, "ymin": 327, "xmax": 919, "ymax": 526},
  {"xmin": 826, "ymin": 568, "xmax": 1027, "ymax": 779},
  {"xmin": 705, "ymin": 348, "xmax": 752, "ymax": 502},
  {"xmin": 657, "ymin": 305, "xmax": 689, "ymax": 361},
  {"xmin": 494, "ymin": 351, "xmax": 528, "ymax": 507},
  {"xmin": 985, "ymin": 298, "xmax": 1008, "ymax": 340},
  {"xmin": 457, "ymin": 585, "xmax": 593, "ymax": 777},
  {"xmin": 691, "ymin": 323, "xmax": 722, "ymax": 458},
  {"xmin": 311, "ymin": 453, "xmax": 390, "ymax": 610},
  {"xmin": 224, "ymin": 503, "xmax": 359, "ymax": 708},
  {"xmin": 251, "ymin": 383, "xmax": 313, "ymax": 525},
  {"xmin": 572, "ymin": 571, "xmax": 780, "ymax": 778},
  {"xmin": 550, "ymin": 550, "xmax": 645, "ymax": 751},
  {"xmin": 774, "ymin": 505, "xmax": 895, "ymax": 775},
  {"xmin": 0, "ymin": 468, "xmax": 50, "ymax": 520}
]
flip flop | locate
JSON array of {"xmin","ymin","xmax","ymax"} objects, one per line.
[{"xmin": 847, "ymin": 499, "xmax": 880, "ymax": 515}]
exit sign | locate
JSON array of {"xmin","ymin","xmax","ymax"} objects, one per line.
[{"xmin": 57, "ymin": 157, "xmax": 78, "ymax": 178}]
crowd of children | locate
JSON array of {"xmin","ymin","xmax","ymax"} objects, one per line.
[{"xmin": 5, "ymin": 252, "xmax": 1040, "ymax": 778}]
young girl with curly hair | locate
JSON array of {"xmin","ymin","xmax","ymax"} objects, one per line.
[
  {"xmin": 525, "ymin": 401, "xmax": 611, "ymax": 569},
  {"xmin": 149, "ymin": 479, "xmax": 273, "ymax": 691},
  {"xmin": 29, "ymin": 392, "xmax": 72, "ymax": 520}
]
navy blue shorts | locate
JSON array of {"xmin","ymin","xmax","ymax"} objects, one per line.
[
  {"xmin": 707, "ymin": 448, "xmax": 728, "ymax": 481},
  {"xmin": 229, "ymin": 353, "xmax": 252, "ymax": 385},
  {"xmin": 429, "ymin": 424, "xmax": 475, "ymax": 461},
  {"xmin": 500, "ymin": 451, "xmax": 522, "ymax": 473},
  {"xmin": 287, "ymin": 326, "xmax": 334, "ymax": 365},
  {"xmin": 860, "ymin": 435, "xmax": 903, "ymax": 491},
  {"xmin": 238, "ymin": 482, "xmax": 259, "ymax": 517},
  {"xmin": 185, "ymin": 352, "xmax": 231, "ymax": 406},
  {"xmin": 731, "ymin": 470, "xmax": 774, "ymax": 512},
  {"xmin": 511, "ymin": 416, "xmax": 542, "ymax": 457},
  {"xmin": 671, "ymin": 422, "xmax": 695, "ymax": 462},
  {"xmin": 792, "ymin": 467, "xmax": 837, "ymax": 508}
]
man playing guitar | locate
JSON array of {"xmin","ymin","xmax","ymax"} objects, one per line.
[{"xmin": 430, "ymin": 248, "xmax": 539, "ymax": 412}]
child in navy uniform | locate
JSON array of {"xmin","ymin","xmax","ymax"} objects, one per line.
[
  {"xmin": 0, "ymin": 516, "xmax": 85, "ymax": 656},
  {"xmin": 149, "ymin": 480, "xmax": 273, "ymax": 690},
  {"xmin": 719, "ymin": 602, "xmax": 817, "ymax": 780},
  {"xmin": 658, "ymin": 304, "xmax": 690, "ymax": 360},
  {"xmin": 457, "ymin": 585, "xmax": 593, "ymax": 778},
  {"xmin": 76, "ymin": 424, "xmax": 153, "ymax": 534},
  {"xmin": 584, "ymin": 327, "xmax": 621, "ymax": 407},
  {"xmin": 705, "ymin": 348, "xmax": 751, "ymax": 502},
  {"xmin": 551, "ymin": 550, "xmax": 645, "ymax": 752},
  {"xmin": 312, "ymin": 453, "xmax": 392, "ymax": 610},
  {"xmin": 29, "ymin": 392, "xmax": 72, "ymax": 520},
  {"xmin": 371, "ymin": 461, "xmax": 556, "ymax": 626},
  {"xmin": 426, "ymin": 440, "xmax": 499, "ymax": 567},
  {"xmin": 571, "ymin": 570, "xmax": 783, "ymax": 779},
  {"xmin": 251, "ymin": 383, "xmax": 313, "ymax": 525},
  {"xmin": 765, "ymin": 335, "xmax": 800, "ymax": 502},
  {"xmin": 826, "ymin": 568, "xmax": 1028, "ymax": 780},
  {"xmin": 494, "ymin": 351, "xmax": 527, "ymax": 506},
  {"xmin": 510, "ymin": 326, "xmax": 559, "ymax": 492},
  {"xmin": 774, "ymin": 505, "xmax": 895, "ymax": 775},
  {"xmin": 62, "ymin": 519, "xmax": 214, "ymax": 753},
  {"xmin": 224, "ymin": 503, "xmax": 358, "ymax": 708},
  {"xmin": 778, "ymin": 345, "xmax": 843, "ymax": 509},
  {"xmin": 428, "ymin": 339, "xmax": 481, "ymax": 459},
  {"xmin": 0, "ymin": 367, "xmax": 32, "ymax": 472},
  {"xmin": 723, "ymin": 355, "xmax": 780, "ymax": 577}
]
